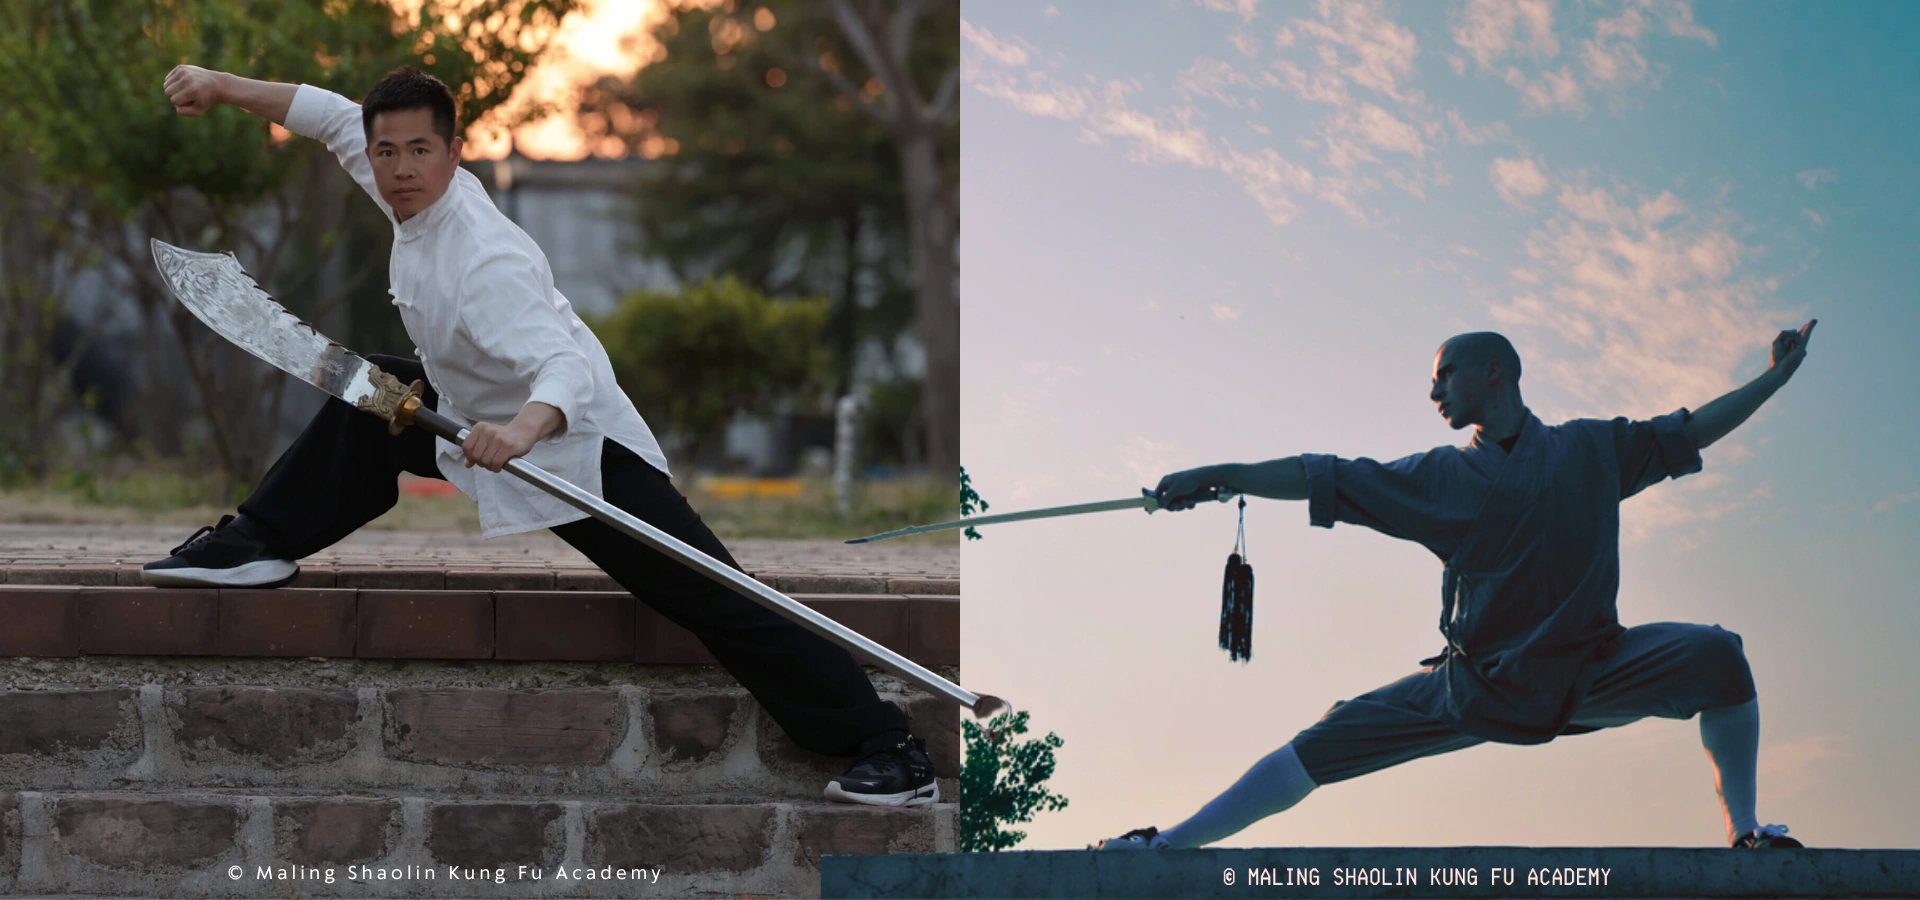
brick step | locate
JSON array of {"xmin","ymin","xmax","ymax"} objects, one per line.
[
  {"xmin": 0, "ymin": 562, "xmax": 958, "ymax": 595},
  {"xmin": 0, "ymin": 684, "xmax": 958, "ymax": 802},
  {"xmin": 1, "ymin": 790, "xmax": 953, "ymax": 898},
  {"xmin": 0, "ymin": 587, "xmax": 957, "ymax": 665}
]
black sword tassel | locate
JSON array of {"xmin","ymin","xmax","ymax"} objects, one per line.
[{"xmin": 1220, "ymin": 495, "xmax": 1254, "ymax": 663}]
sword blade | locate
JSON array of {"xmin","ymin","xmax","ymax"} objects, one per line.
[{"xmin": 150, "ymin": 239, "xmax": 378, "ymax": 406}]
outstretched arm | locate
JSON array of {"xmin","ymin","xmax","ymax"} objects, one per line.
[
  {"xmin": 164, "ymin": 65, "xmax": 387, "ymax": 214},
  {"xmin": 1154, "ymin": 457, "xmax": 1307, "ymax": 510},
  {"xmin": 164, "ymin": 65, "xmax": 294, "ymax": 125},
  {"xmin": 1686, "ymin": 319, "xmax": 1815, "ymax": 450}
]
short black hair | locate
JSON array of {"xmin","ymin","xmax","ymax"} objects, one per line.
[{"xmin": 361, "ymin": 66, "xmax": 458, "ymax": 148}]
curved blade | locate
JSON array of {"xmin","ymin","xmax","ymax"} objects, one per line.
[{"xmin": 149, "ymin": 238, "xmax": 377, "ymax": 406}]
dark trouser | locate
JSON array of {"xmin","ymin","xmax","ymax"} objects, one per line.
[
  {"xmin": 238, "ymin": 354, "xmax": 909, "ymax": 756},
  {"xmin": 1291, "ymin": 622, "xmax": 1757, "ymax": 785}
]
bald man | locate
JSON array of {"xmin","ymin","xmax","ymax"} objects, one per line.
[{"xmin": 1102, "ymin": 323, "xmax": 1816, "ymax": 851}]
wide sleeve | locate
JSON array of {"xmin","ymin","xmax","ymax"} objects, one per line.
[
  {"xmin": 1301, "ymin": 449, "xmax": 1475, "ymax": 557},
  {"xmin": 1610, "ymin": 408, "xmax": 1703, "ymax": 500},
  {"xmin": 456, "ymin": 248, "xmax": 595, "ymax": 436},
  {"xmin": 282, "ymin": 84, "xmax": 390, "ymax": 217}
]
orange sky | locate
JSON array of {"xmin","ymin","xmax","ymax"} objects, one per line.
[{"xmin": 390, "ymin": 0, "xmax": 687, "ymax": 161}]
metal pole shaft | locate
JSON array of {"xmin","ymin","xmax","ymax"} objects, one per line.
[{"xmin": 414, "ymin": 408, "xmax": 981, "ymax": 710}]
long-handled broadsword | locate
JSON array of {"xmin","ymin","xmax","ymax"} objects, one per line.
[
  {"xmin": 847, "ymin": 486, "xmax": 1237, "ymax": 544},
  {"xmin": 150, "ymin": 239, "xmax": 1006, "ymax": 720}
]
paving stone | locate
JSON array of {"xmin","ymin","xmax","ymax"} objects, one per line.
[
  {"xmin": 0, "ymin": 587, "xmax": 80, "ymax": 656},
  {"xmin": 586, "ymin": 804, "xmax": 773, "ymax": 874},
  {"xmin": 386, "ymin": 689, "xmax": 622, "ymax": 767},
  {"xmin": 217, "ymin": 589, "xmax": 356, "ymax": 657},
  {"xmin": 426, "ymin": 802, "xmax": 564, "ymax": 870},
  {"xmin": 78, "ymin": 589, "xmax": 218, "ymax": 655},
  {"xmin": 908, "ymin": 596, "xmax": 960, "ymax": 666},
  {"xmin": 0, "ymin": 689, "xmax": 134, "ymax": 755},
  {"xmin": 6, "ymin": 564, "xmax": 117, "ymax": 586},
  {"xmin": 772, "ymin": 574, "xmax": 888, "ymax": 594},
  {"xmin": 556, "ymin": 570, "xmax": 621, "ymax": 592},
  {"xmin": 356, "ymin": 591, "xmax": 492, "ymax": 659},
  {"xmin": 888, "ymin": 577, "xmax": 959, "ymax": 596},
  {"xmin": 446, "ymin": 568, "xmax": 556, "ymax": 591},
  {"xmin": 167, "ymin": 687, "xmax": 358, "ymax": 765},
  {"xmin": 495, "ymin": 591, "xmax": 633, "ymax": 661},
  {"xmin": 793, "ymin": 805, "xmax": 938, "ymax": 870},
  {"xmin": 337, "ymin": 566, "xmax": 446, "ymax": 590},
  {"xmin": 799, "ymin": 595, "xmax": 912, "ymax": 666},
  {"xmin": 288, "ymin": 565, "xmax": 337, "ymax": 588},
  {"xmin": 646, "ymin": 691, "xmax": 741, "ymax": 765},
  {"xmin": 55, "ymin": 797, "xmax": 238, "ymax": 870},
  {"xmin": 275, "ymin": 799, "xmax": 399, "ymax": 866},
  {"xmin": 1, "ymin": 791, "xmax": 16, "ymax": 878},
  {"xmin": 633, "ymin": 605, "xmax": 716, "ymax": 665}
]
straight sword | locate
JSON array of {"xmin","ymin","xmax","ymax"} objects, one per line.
[
  {"xmin": 847, "ymin": 487, "xmax": 1236, "ymax": 544},
  {"xmin": 149, "ymin": 238, "xmax": 1006, "ymax": 719}
]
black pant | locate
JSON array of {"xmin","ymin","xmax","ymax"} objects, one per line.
[{"xmin": 238, "ymin": 354, "xmax": 909, "ymax": 756}]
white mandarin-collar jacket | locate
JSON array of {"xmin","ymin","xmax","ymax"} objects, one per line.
[{"xmin": 285, "ymin": 84, "xmax": 670, "ymax": 538}]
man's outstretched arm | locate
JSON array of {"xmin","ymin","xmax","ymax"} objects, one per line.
[
  {"xmin": 164, "ymin": 65, "xmax": 294, "ymax": 125},
  {"xmin": 1154, "ymin": 457, "xmax": 1307, "ymax": 510},
  {"xmin": 1686, "ymin": 319, "xmax": 1815, "ymax": 450}
]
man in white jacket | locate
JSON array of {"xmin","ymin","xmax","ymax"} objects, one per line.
[{"xmin": 148, "ymin": 64, "xmax": 937, "ymax": 808}]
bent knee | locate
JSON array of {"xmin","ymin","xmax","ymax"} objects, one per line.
[{"xmin": 1687, "ymin": 625, "xmax": 1756, "ymax": 705}]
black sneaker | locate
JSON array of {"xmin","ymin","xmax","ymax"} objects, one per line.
[
  {"xmin": 141, "ymin": 515, "xmax": 298, "ymax": 588},
  {"xmin": 1733, "ymin": 825, "xmax": 1802, "ymax": 849},
  {"xmin": 1098, "ymin": 826, "xmax": 1168, "ymax": 850},
  {"xmin": 824, "ymin": 732, "xmax": 938, "ymax": 807}
]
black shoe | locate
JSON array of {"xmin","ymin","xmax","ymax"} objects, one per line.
[
  {"xmin": 1732, "ymin": 825, "xmax": 1802, "ymax": 849},
  {"xmin": 824, "ymin": 732, "xmax": 938, "ymax": 807},
  {"xmin": 141, "ymin": 515, "xmax": 298, "ymax": 588},
  {"xmin": 1098, "ymin": 826, "xmax": 1167, "ymax": 850}
]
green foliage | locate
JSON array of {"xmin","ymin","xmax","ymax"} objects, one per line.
[
  {"xmin": 589, "ymin": 276, "xmax": 832, "ymax": 467},
  {"xmin": 960, "ymin": 710, "xmax": 1069, "ymax": 852},
  {"xmin": 0, "ymin": 0, "xmax": 576, "ymax": 220},
  {"xmin": 580, "ymin": 1, "xmax": 954, "ymax": 396},
  {"xmin": 859, "ymin": 375, "xmax": 924, "ymax": 466},
  {"xmin": 959, "ymin": 464, "xmax": 990, "ymax": 541}
]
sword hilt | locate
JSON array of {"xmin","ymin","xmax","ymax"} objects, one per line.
[
  {"xmin": 360, "ymin": 364, "xmax": 428, "ymax": 436},
  {"xmin": 1143, "ymin": 484, "xmax": 1233, "ymax": 512}
]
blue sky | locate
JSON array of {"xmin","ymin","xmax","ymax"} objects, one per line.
[{"xmin": 960, "ymin": 0, "xmax": 1919, "ymax": 850}]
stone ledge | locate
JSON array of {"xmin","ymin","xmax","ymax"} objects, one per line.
[
  {"xmin": 0, "ymin": 587, "xmax": 957, "ymax": 665},
  {"xmin": 0, "ymin": 685, "xmax": 959, "ymax": 801},
  {"xmin": 0, "ymin": 791, "xmax": 955, "ymax": 898},
  {"xmin": 0, "ymin": 564, "xmax": 959, "ymax": 596},
  {"xmin": 821, "ymin": 847, "xmax": 1920, "ymax": 899}
]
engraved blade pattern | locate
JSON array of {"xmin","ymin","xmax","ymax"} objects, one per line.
[{"xmin": 149, "ymin": 238, "xmax": 377, "ymax": 406}]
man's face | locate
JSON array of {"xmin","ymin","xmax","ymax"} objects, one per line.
[
  {"xmin": 365, "ymin": 107, "xmax": 463, "ymax": 222},
  {"xmin": 1430, "ymin": 345, "xmax": 1486, "ymax": 430}
]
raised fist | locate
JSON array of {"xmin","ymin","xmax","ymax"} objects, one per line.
[{"xmin": 164, "ymin": 65, "xmax": 225, "ymax": 118}]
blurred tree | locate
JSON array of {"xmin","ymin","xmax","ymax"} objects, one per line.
[
  {"xmin": 590, "ymin": 275, "xmax": 833, "ymax": 477},
  {"xmin": 960, "ymin": 710, "xmax": 1069, "ymax": 852},
  {"xmin": 578, "ymin": 0, "xmax": 956, "ymax": 474},
  {"xmin": 0, "ymin": 0, "xmax": 576, "ymax": 493}
]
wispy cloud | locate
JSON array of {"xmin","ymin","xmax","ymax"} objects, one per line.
[
  {"xmin": 1760, "ymin": 733, "xmax": 1853, "ymax": 799},
  {"xmin": 959, "ymin": 20, "xmax": 1030, "ymax": 68},
  {"xmin": 1198, "ymin": 0, "xmax": 1262, "ymax": 24},
  {"xmin": 1795, "ymin": 167, "xmax": 1836, "ymax": 191},
  {"xmin": 1872, "ymin": 491, "xmax": 1920, "ymax": 514},
  {"xmin": 1452, "ymin": 0, "xmax": 1560, "ymax": 70},
  {"xmin": 1492, "ymin": 179, "xmax": 1792, "ymax": 425},
  {"xmin": 1458, "ymin": 0, "xmax": 1716, "ymax": 115},
  {"xmin": 1177, "ymin": 56, "xmax": 1273, "ymax": 108},
  {"xmin": 1489, "ymin": 156, "xmax": 1551, "ymax": 207},
  {"xmin": 1211, "ymin": 304, "xmax": 1242, "ymax": 322}
]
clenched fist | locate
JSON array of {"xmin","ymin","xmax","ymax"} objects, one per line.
[
  {"xmin": 1769, "ymin": 319, "xmax": 1816, "ymax": 381},
  {"xmin": 164, "ymin": 65, "xmax": 226, "ymax": 117}
]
